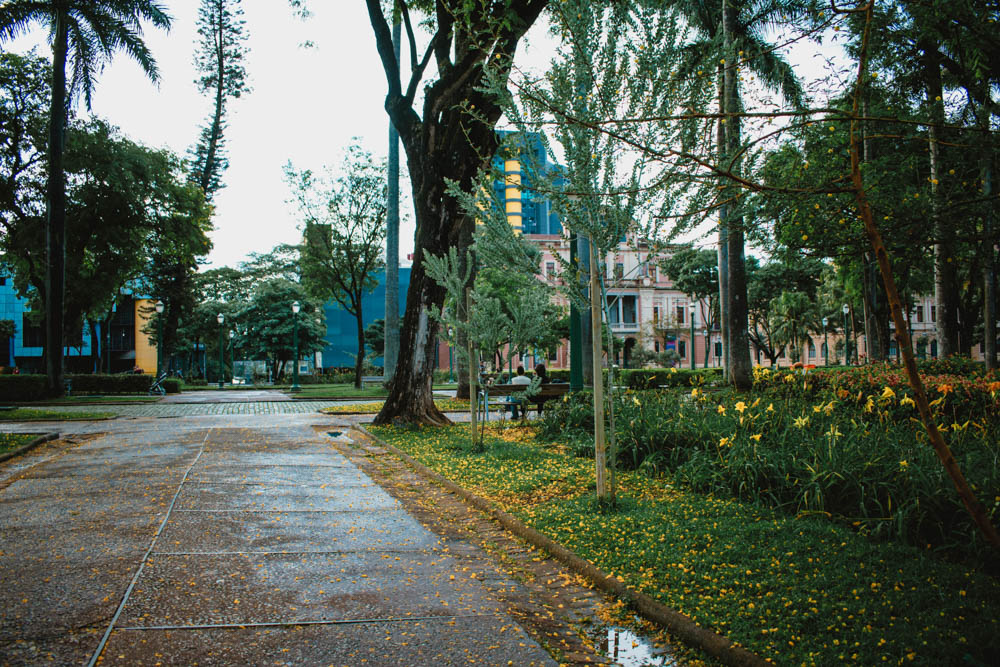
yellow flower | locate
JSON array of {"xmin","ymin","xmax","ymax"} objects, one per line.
[
  {"xmin": 863, "ymin": 396, "xmax": 875, "ymax": 413},
  {"xmin": 825, "ymin": 426, "xmax": 843, "ymax": 438},
  {"xmin": 880, "ymin": 386, "xmax": 895, "ymax": 400},
  {"xmin": 691, "ymin": 387, "xmax": 700, "ymax": 398},
  {"xmin": 766, "ymin": 403, "xmax": 774, "ymax": 413},
  {"xmin": 717, "ymin": 405, "xmax": 726, "ymax": 415},
  {"xmin": 632, "ymin": 396, "xmax": 641, "ymax": 406},
  {"xmin": 823, "ymin": 401, "xmax": 835, "ymax": 416},
  {"xmin": 899, "ymin": 460, "xmax": 909, "ymax": 469},
  {"xmin": 719, "ymin": 436, "xmax": 731, "ymax": 447},
  {"xmin": 900, "ymin": 396, "xmax": 915, "ymax": 408},
  {"xmin": 793, "ymin": 416, "xmax": 810, "ymax": 429},
  {"xmin": 813, "ymin": 404, "xmax": 823, "ymax": 413},
  {"xmin": 750, "ymin": 398, "xmax": 761, "ymax": 408},
  {"xmin": 734, "ymin": 401, "xmax": 747, "ymax": 414},
  {"xmin": 937, "ymin": 383, "xmax": 953, "ymax": 395},
  {"xmin": 750, "ymin": 433, "xmax": 762, "ymax": 442},
  {"xmin": 929, "ymin": 396, "xmax": 945, "ymax": 408},
  {"xmin": 670, "ymin": 367, "xmax": 678, "ymax": 374},
  {"xmin": 783, "ymin": 374, "xmax": 796, "ymax": 383}
]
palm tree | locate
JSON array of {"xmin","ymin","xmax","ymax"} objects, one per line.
[
  {"xmin": 771, "ymin": 291, "xmax": 819, "ymax": 363},
  {"xmin": 667, "ymin": 0, "xmax": 806, "ymax": 388},
  {"xmin": 0, "ymin": 1, "xmax": 170, "ymax": 396}
]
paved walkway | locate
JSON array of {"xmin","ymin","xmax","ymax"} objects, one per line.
[{"xmin": 0, "ymin": 409, "xmax": 556, "ymax": 665}]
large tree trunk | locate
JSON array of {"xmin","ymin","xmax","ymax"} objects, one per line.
[
  {"xmin": 384, "ymin": 18, "xmax": 401, "ymax": 381},
  {"xmin": 980, "ymin": 100, "xmax": 997, "ymax": 370},
  {"xmin": 716, "ymin": 64, "xmax": 730, "ymax": 382},
  {"xmin": 45, "ymin": 12, "xmax": 68, "ymax": 397},
  {"xmin": 722, "ymin": 0, "xmax": 752, "ymax": 390},
  {"xmin": 365, "ymin": 0, "xmax": 546, "ymax": 424},
  {"xmin": 925, "ymin": 55, "xmax": 960, "ymax": 356}
]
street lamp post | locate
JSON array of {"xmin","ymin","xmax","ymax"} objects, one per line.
[
  {"xmin": 447, "ymin": 328, "xmax": 454, "ymax": 383},
  {"xmin": 822, "ymin": 317, "xmax": 829, "ymax": 366},
  {"xmin": 217, "ymin": 313, "xmax": 225, "ymax": 388},
  {"xmin": 689, "ymin": 303, "xmax": 696, "ymax": 370},
  {"xmin": 229, "ymin": 330, "xmax": 235, "ymax": 384},
  {"xmin": 155, "ymin": 300, "xmax": 165, "ymax": 377},
  {"xmin": 842, "ymin": 304, "xmax": 850, "ymax": 366},
  {"xmin": 291, "ymin": 301, "xmax": 301, "ymax": 392}
]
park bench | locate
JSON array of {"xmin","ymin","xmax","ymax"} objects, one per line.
[
  {"xmin": 361, "ymin": 375, "xmax": 385, "ymax": 388},
  {"xmin": 477, "ymin": 382, "xmax": 570, "ymax": 419}
]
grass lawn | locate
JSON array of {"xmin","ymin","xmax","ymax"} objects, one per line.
[
  {"xmin": 16, "ymin": 395, "xmax": 160, "ymax": 405},
  {"xmin": 368, "ymin": 423, "xmax": 1000, "ymax": 666},
  {"xmin": 0, "ymin": 408, "xmax": 115, "ymax": 421},
  {"xmin": 285, "ymin": 384, "xmax": 389, "ymax": 399},
  {"xmin": 0, "ymin": 432, "xmax": 36, "ymax": 454},
  {"xmin": 321, "ymin": 397, "xmax": 471, "ymax": 414}
]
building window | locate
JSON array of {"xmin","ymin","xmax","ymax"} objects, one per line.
[
  {"xmin": 638, "ymin": 263, "xmax": 648, "ymax": 278},
  {"xmin": 654, "ymin": 341, "xmax": 660, "ymax": 353},
  {"xmin": 808, "ymin": 340, "xmax": 816, "ymax": 358},
  {"xmin": 545, "ymin": 261, "xmax": 555, "ymax": 277},
  {"xmin": 653, "ymin": 306, "xmax": 660, "ymax": 323},
  {"xmin": 676, "ymin": 304, "xmax": 685, "ymax": 324},
  {"xmin": 606, "ymin": 295, "xmax": 638, "ymax": 326},
  {"xmin": 714, "ymin": 342, "xmax": 723, "ymax": 358},
  {"xmin": 649, "ymin": 266, "xmax": 656, "ymax": 282},
  {"xmin": 614, "ymin": 262, "xmax": 624, "ymax": 280},
  {"xmin": 22, "ymin": 319, "xmax": 44, "ymax": 348},
  {"xmin": 916, "ymin": 306, "xmax": 923, "ymax": 323},
  {"xmin": 930, "ymin": 339, "xmax": 938, "ymax": 357},
  {"xmin": 931, "ymin": 305, "xmax": 936, "ymax": 323},
  {"xmin": 679, "ymin": 340, "xmax": 686, "ymax": 358}
]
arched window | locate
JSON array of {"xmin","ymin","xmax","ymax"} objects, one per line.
[
  {"xmin": 808, "ymin": 340, "xmax": 816, "ymax": 358},
  {"xmin": 930, "ymin": 339, "xmax": 938, "ymax": 358}
]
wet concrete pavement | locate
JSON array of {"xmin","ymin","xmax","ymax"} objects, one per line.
[{"xmin": 0, "ymin": 409, "xmax": 558, "ymax": 666}]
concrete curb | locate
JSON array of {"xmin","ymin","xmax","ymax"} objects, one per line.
[
  {"xmin": 352, "ymin": 424, "xmax": 770, "ymax": 667},
  {"xmin": 0, "ymin": 432, "xmax": 60, "ymax": 464}
]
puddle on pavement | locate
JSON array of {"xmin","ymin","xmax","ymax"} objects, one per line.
[
  {"xmin": 594, "ymin": 624, "xmax": 678, "ymax": 666},
  {"xmin": 327, "ymin": 431, "xmax": 343, "ymax": 438}
]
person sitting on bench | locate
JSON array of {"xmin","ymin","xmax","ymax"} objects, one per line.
[{"xmin": 508, "ymin": 365, "xmax": 531, "ymax": 419}]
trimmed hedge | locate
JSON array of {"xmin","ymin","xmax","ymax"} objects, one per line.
[
  {"xmin": 0, "ymin": 375, "xmax": 48, "ymax": 402},
  {"xmin": 622, "ymin": 367, "xmax": 724, "ymax": 390},
  {"xmin": 67, "ymin": 373, "xmax": 152, "ymax": 394},
  {"xmin": 163, "ymin": 378, "xmax": 181, "ymax": 394}
]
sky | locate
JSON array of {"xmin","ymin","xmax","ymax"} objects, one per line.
[{"xmin": 5, "ymin": 3, "xmax": 845, "ymax": 272}]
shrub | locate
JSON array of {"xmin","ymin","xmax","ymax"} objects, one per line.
[
  {"xmin": 0, "ymin": 375, "xmax": 48, "ymax": 402},
  {"xmin": 67, "ymin": 373, "xmax": 152, "ymax": 394},
  {"xmin": 163, "ymin": 378, "xmax": 181, "ymax": 394},
  {"xmin": 622, "ymin": 367, "xmax": 723, "ymax": 390}
]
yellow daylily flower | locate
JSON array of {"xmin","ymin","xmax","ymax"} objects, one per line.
[
  {"xmin": 900, "ymin": 396, "xmax": 915, "ymax": 408},
  {"xmin": 793, "ymin": 416, "xmax": 810, "ymax": 429},
  {"xmin": 717, "ymin": 405, "xmax": 726, "ymax": 415},
  {"xmin": 880, "ymin": 386, "xmax": 895, "ymax": 400},
  {"xmin": 734, "ymin": 401, "xmax": 747, "ymax": 414},
  {"xmin": 750, "ymin": 433, "xmax": 762, "ymax": 442}
]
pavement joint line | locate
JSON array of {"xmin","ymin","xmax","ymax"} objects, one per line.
[
  {"xmin": 114, "ymin": 613, "xmax": 504, "ymax": 632},
  {"xmin": 172, "ymin": 508, "xmax": 401, "ymax": 513},
  {"xmin": 86, "ymin": 428, "xmax": 213, "ymax": 667},
  {"xmin": 152, "ymin": 549, "xmax": 440, "ymax": 556}
]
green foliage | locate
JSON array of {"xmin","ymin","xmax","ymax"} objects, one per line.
[
  {"xmin": 540, "ymin": 369, "xmax": 1000, "ymax": 560},
  {"xmin": 372, "ymin": 422, "xmax": 1000, "ymax": 666},
  {"xmin": 0, "ymin": 432, "xmax": 35, "ymax": 453},
  {"xmin": 66, "ymin": 373, "xmax": 152, "ymax": 394},
  {"xmin": 621, "ymin": 367, "xmax": 723, "ymax": 390},
  {"xmin": 235, "ymin": 279, "xmax": 326, "ymax": 380},
  {"xmin": 162, "ymin": 378, "xmax": 181, "ymax": 394},
  {"xmin": 0, "ymin": 375, "xmax": 47, "ymax": 401}
]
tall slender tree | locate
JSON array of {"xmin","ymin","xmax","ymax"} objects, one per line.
[
  {"xmin": 0, "ymin": 0, "xmax": 170, "ymax": 395},
  {"xmin": 189, "ymin": 0, "xmax": 250, "ymax": 200}
]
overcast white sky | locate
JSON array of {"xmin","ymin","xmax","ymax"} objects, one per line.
[{"xmin": 6, "ymin": 3, "xmax": 844, "ymax": 271}]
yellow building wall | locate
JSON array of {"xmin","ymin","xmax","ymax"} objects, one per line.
[
  {"xmin": 504, "ymin": 159, "xmax": 523, "ymax": 235},
  {"xmin": 134, "ymin": 298, "xmax": 158, "ymax": 374}
]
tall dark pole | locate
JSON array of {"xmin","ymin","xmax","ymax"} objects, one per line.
[
  {"xmin": 229, "ymin": 330, "xmax": 235, "ymax": 383},
  {"xmin": 217, "ymin": 313, "xmax": 225, "ymax": 388},
  {"xmin": 384, "ymin": 17, "xmax": 401, "ymax": 381},
  {"xmin": 822, "ymin": 317, "xmax": 829, "ymax": 366},
  {"xmin": 291, "ymin": 301, "xmax": 301, "ymax": 392},
  {"xmin": 155, "ymin": 301, "xmax": 165, "ymax": 377},
  {"xmin": 842, "ymin": 304, "xmax": 850, "ymax": 366},
  {"xmin": 569, "ymin": 232, "xmax": 583, "ymax": 391},
  {"xmin": 689, "ymin": 304, "xmax": 695, "ymax": 370}
]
